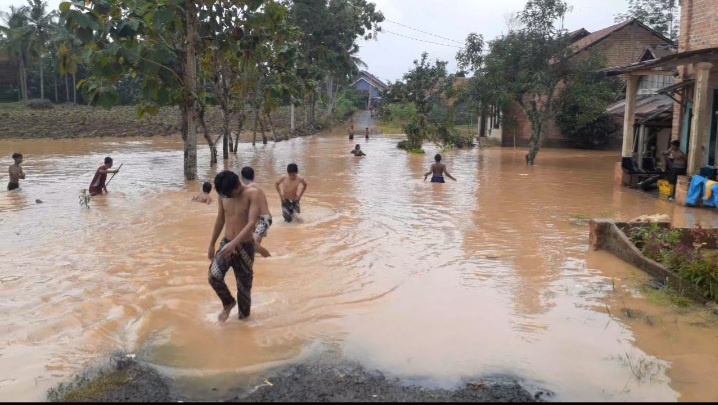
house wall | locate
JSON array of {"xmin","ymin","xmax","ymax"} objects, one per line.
[
  {"xmin": 589, "ymin": 24, "xmax": 672, "ymax": 67},
  {"xmin": 670, "ymin": 0, "xmax": 718, "ymax": 142},
  {"xmin": 353, "ymin": 78, "xmax": 381, "ymax": 99},
  {"xmin": 679, "ymin": 0, "xmax": 718, "ymax": 54},
  {"xmin": 504, "ymin": 23, "xmax": 672, "ymax": 148}
]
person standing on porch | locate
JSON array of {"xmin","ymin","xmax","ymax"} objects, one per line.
[{"xmin": 661, "ymin": 140, "xmax": 687, "ymax": 185}]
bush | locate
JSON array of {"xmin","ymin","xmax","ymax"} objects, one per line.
[
  {"xmin": 628, "ymin": 223, "xmax": 718, "ymax": 301},
  {"xmin": 26, "ymin": 98, "xmax": 54, "ymax": 110},
  {"xmin": 381, "ymin": 103, "xmax": 417, "ymax": 124}
]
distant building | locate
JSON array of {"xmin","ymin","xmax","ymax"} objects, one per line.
[
  {"xmin": 493, "ymin": 19, "xmax": 674, "ymax": 147},
  {"xmin": 351, "ymin": 71, "xmax": 388, "ymax": 99}
]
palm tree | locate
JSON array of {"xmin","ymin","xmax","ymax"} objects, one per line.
[
  {"xmin": 25, "ymin": 0, "xmax": 56, "ymax": 100},
  {"xmin": 51, "ymin": 20, "xmax": 79, "ymax": 103},
  {"xmin": 0, "ymin": 5, "xmax": 31, "ymax": 100}
]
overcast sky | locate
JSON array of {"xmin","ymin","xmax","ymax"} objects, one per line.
[{"xmin": 1, "ymin": 0, "xmax": 631, "ymax": 83}]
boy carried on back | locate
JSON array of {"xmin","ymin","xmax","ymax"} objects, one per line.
[{"xmin": 275, "ymin": 163, "xmax": 308, "ymax": 223}]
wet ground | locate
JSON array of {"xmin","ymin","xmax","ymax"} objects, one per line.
[{"xmin": 3, "ymin": 113, "xmax": 718, "ymax": 401}]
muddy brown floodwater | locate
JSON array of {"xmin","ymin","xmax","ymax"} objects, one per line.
[{"xmin": 2, "ymin": 130, "xmax": 718, "ymax": 402}]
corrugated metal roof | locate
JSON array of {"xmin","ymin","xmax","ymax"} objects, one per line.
[{"xmin": 607, "ymin": 94, "xmax": 674, "ymax": 118}]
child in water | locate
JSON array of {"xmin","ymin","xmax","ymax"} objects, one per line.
[
  {"xmin": 424, "ymin": 154, "xmax": 457, "ymax": 183},
  {"xmin": 8, "ymin": 152, "xmax": 25, "ymax": 191},
  {"xmin": 351, "ymin": 144, "xmax": 366, "ymax": 156},
  {"xmin": 192, "ymin": 182, "xmax": 213, "ymax": 204},
  {"xmin": 275, "ymin": 163, "xmax": 308, "ymax": 223}
]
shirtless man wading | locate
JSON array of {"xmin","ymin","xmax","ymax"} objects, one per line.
[
  {"xmin": 208, "ymin": 170, "xmax": 261, "ymax": 322},
  {"xmin": 424, "ymin": 154, "xmax": 457, "ymax": 183},
  {"xmin": 240, "ymin": 166, "xmax": 272, "ymax": 258},
  {"xmin": 275, "ymin": 163, "xmax": 308, "ymax": 223}
]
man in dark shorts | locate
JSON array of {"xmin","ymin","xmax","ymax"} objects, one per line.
[
  {"xmin": 208, "ymin": 170, "xmax": 261, "ymax": 322},
  {"xmin": 8, "ymin": 152, "xmax": 25, "ymax": 191},
  {"xmin": 275, "ymin": 163, "xmax": 308, "ymax": 223},
  {"xmin": 424, "ymin": 154, "xmax": 457, "ymax": 183}
]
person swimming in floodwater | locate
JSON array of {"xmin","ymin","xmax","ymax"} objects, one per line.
[
  {"xmin": 8, "ymin": 152, "xmax": 25, "ymax": 191},
  {"xmin": 192, "ymin": 182, "xmax": 214, "ymax": 204},
  {"xmin": 275, "ymin": 163, "xmax": 308, "ymax": 223},
  {"xmin": 424, "ymin": 154, "xmax": 457, "ymax": 183},
  {"xmin": 351, "ymin": 144, "xmax": 366, "ymax": 156},
  {"xmin": 88, "ymin": 156, "xmax": 120, "ymax": 196}
]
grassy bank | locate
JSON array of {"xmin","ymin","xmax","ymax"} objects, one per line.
[{"xmin": 0, "ymin": 101, "xmax": 340, "ymax": 141}]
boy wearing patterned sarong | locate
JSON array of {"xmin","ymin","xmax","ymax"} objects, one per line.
[
  {"xmin": 274, "ymin": 163, "xmax": 308, "ymax": 223},
  {"xmin": 208, "ymin": 170, "xmax": 261, "ymax": 322},
  {"xmin": 240, "ymin": 166, "xmax": 272, "ymax": 258}
]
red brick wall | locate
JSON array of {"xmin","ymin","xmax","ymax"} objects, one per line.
[
  {"xmin": 680, "ymin": 0, "xmax": 718, "ymax": 53},
  {"xmin": 670, "ymin": 0, "xmax": 718, "ymax": 142},
  {"xmin": 504, "ymin": 22, "xmax": 673, "ymax": 147},
  {"xmin": 590, "ymin": 25, "xmax": 672, "ymax": 67}
]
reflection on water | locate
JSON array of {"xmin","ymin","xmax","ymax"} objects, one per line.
[{"xmin": 2, "ymin": 134, "xmax": 718, "ymax": 401}]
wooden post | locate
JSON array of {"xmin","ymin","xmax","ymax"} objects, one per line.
[
  {"xmin": 687, "ymin": 62, "xmax": 713, "ymax": 176},
  {"xmin": 638, "ymin": 123, "xmax": 646, "ymax": 169},
  {"xmin": 622, "ymin": 75, "xmax": 639, "ymax": 157}
]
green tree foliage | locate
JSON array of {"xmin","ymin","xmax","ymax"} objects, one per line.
[
  {"xmin": 61, "ymin": 0, "xmax": 305, "ymax": 179},
  {"xmin": 462, "ymin": 0, "xmax": 593, "ymax": 164},
  {"xmin": 402, "ymin": 52, "xmax": 447, "ymax": 116},
  {"xmin": 615, "ymin": 0, "xmax": 680, "ymax": 42},
  {"xmin": 555, "ymin": 55, "xmax": 623, "ymax": 149},
  {"xmin": 289, "ymin": 0, "xmax": 383, "ymax": 120},
  {"xmin": 1, "ymin": 5, "xmax": 33, "ymax": 100}
]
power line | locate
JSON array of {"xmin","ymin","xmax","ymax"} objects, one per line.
[
  {"xmin": 385, "ymin": 19, "xmax": 465, "ymax": 45},
  {"xmin": 382, "ymin": 29, "xmax": 464, "ymax": 49}
]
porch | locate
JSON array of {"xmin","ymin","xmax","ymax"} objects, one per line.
[{"xmin": 601, "ymin": 47, "xmax": 718, "ymax": 204}]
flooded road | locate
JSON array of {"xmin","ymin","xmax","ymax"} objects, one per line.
[{"xmin": 2, "ymin": 130, "xmax": 718, "ymax": 402}]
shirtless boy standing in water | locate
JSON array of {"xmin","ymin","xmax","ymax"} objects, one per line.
[
  {"xmin": 424, "ymin": 154, "xmax": 457, "ymax": 183},
  {"xmin": 8, "ymin": 152, "xmax": 25, "ymax": 191},
  {"xmin": 275, "ymin": 163, "xmax": 308, "ymax": 223},
  {"xmin": 241, "ymin": 166, "xmax": 272, "ymax": 258},
  {"xmin": 208, "ymin": 170, "xmax": 260, "ymax": 322}
]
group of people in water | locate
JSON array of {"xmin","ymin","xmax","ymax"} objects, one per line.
[{"xmin": 6, "ymin": 125, "xmax": 461, "ymax": 323}]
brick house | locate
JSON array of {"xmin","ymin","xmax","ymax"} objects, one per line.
[
  {"xmin": 488, "ymin": 19, "xmax": 674, "ymax": 147},
  {"xmin": 602, "ymin": 0, "xmax": 718, "ymax": 201}
]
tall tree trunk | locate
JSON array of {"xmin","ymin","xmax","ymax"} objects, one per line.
[
  {"xmin": 265, "ymin": 112, "xmax": 278, "ymax": 142},
  {"xmin": 325, "ymin": 76, "xmax": 333, "ymax": 115},
  {"xmin": 198, "ymin": 108, "xmax": 217, "ymax": 165},
  {"xmin": 19, "ymin": 58, "xmax": 28, "ymax": 100},
  {"xmin": 221, "ymin": 108, "xmax": 229, "ymax": 160},
  {"xmin": 54, "ymin": 68, "xmax": 58, "ymax": 102},
  {"xmin": 183, "ymin": 0, "xmax": 198, "ymax": 180},
  {"xmin": 252, "ymin": 108, "xmax": 258, "ymax": 146},
  {"xmin": 234, "ymin": 111, "xmax": 245, "ymax": 153},
  {"xmin": 290, "ymin": 101, "xmax": 295, "ymax": 132},
  {"xmin": 39, "ymin": 57, "xmax": 44, "ymax": 99},
  {"xmin": 259, "ymin": 112, "xmax": 267, "ymax": 145},
  {"xmin": 72, "ymin": 74, "xmax": 77, "ymax": 104},
  {"xmin": 526, "ymin": 117, "xmax": 544, "ymax": 165},
  {"xmin": 180, "ymin": 105, "xmax": 188, "ymax": 142},
  {"xmin": 65, "ymin": 74, "xmax": 69, "ymax": 103}
]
